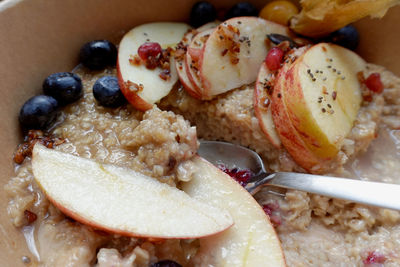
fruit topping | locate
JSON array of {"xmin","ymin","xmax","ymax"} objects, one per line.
[
  {"xmin": 363, "ymin": 251, "xmax": 386, "ymax": 265},
  {"xmin": 24, "ymin": 210, "xmax": 37, "ymax": 224},
  {"xmin": 42, "ymin": 72, "xmax": 83, "ymax": 105},
  {"xmin": 267, "ymin": 33, "xmax": 298, "ymax": 48},
  {"xmin": 93, "ymin": 76, "xmax": 126, "ymax": 108},
  {"xmin": 262, "ymin": 202, "xmax": 282, "ymax": 227},
  {"xmin": 151, "ymin": 260, "xmax": 182, "ymax": 267},
  {"xmin": 259, "ymin": 0, "xmax": 299, "ymax": 26},
  {"xmin": 365, "ymin": 73, "xmax": 384, "ymax": 94},
  {"xmin": 13, "ymin": 130, "xmax": 64, "ymax": 164},
  {"xmin": 137, "ymin": 42, "xmax": 162, "ymax": 62},
  {"xmin": 189, "ymin": 1, "xmax": 217, "ymax": 28},
  {"xmin": 327, "ymin": 25, "xmax": 359, "ymax": 50},
  {"xmin": 19, "ymin": 95, "xmax": 59, "ymax": 130},
  {"xmin": 79, "ymin": 40, "xmax": 117, "ymax": 70},
  {"xmin": 225, "ymin": 2, "xmax": 258, "ymax": 19},
  {"xmin": 217, "ymin": 164, "xmax": 253, "ymax": 186},
  {"xmin": 265, "ymin": 47, "xmax": 284, "ymax": 71}
]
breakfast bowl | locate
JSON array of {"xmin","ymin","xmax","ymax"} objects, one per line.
[{"xmin": 1, "ymin": 0, "xmax": 400, "ymax": 266}]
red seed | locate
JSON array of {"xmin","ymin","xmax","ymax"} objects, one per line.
[
  {"xmin": 24, "ymin": 210, "xmax": 37, "ymax": 224},
  {"xmin": 365, "ymin": 73, "xmax": 384, "ymax": 94},
  {"xmin": 137, "ymin": 42, "xmax": 162, "ymax": 60},
  {"xmin": 363, "ymin": 251, "xmax": 386, "ymax": 264},
  {"xmin": 265, "ymin": 47, "xmax": 284, "ymax": 71}
]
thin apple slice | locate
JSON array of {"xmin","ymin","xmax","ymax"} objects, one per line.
[
  {"xmin": 199, "ymin": 17, "xmax": 291, "ymax": 98},
  {"xmin": 32, "ymin": 144, "xmax": 233, "ymax": 239},
  {"xmin": 282, "ymin": 43, "xmax": 365, "ymax": 161},
  {"xmin": 185, "ymin": 29, "xmax": 214, "ymax": 98},
  {"xmin": 175, "ymin": 55, "xmax": 201, "ymax": 99},
  {"xmin": 118, "ymin": 22, "xmax": 190, "ymax": 111},
  {"xmin": 183, "ymin": 156, "xmax": 286, "ymax": 266},
  {"xmin": 271, "ymin": 47, "xmax": 325, "ymax": 172},
  {"xmin": 254, "ymin": 62, "xmax": 281, "ymax": 148}
]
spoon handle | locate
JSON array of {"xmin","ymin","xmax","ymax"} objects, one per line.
[{"xmin": 248, "ymin": 172, "xmax": 400, "ymax": 210}]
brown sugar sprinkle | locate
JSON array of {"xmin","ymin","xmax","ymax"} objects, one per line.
[
  {"xmin": 159, "ymin": 69, "xmax": 171, "ymax": 81},
  {"xmin": 357, "ymin": 71, "xmax": 365, "ymax": 83},
  {"xmin": 321, "ymin": 108, "xmax": 326, "ymax": 113},
  {"xmin": 24, "ymin": 210, "xmax": 37, "ymax": 224},
  {"xmin": 14, "ymin": 130, "xmax": 65, "ymax": 164},
  {"xmin": 129, "ymin": 55, "xmax": 141, "ymax": 66},
  {"xmin": 322, "ymin": 46, "xmax": 327, "ymax": 52},
  {"xmin": 125, "ymin": 80, "xmax": 144, "ymax": 93},
  {"xmin": 216, "ymin": 24, "xmax": 241, "ymax": 65},
  {"xmin": 322, "ymin": 86, "xmax": 328, "ymax": 95}
]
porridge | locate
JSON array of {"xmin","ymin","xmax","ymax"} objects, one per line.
[{"xmin": 5, "ymin": 1, "xmax": 400, "ymax": 266}]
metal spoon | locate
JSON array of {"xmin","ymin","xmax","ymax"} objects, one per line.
[{"xmin": 198, "ymin": 140, "xmax": 400, "ymax": 211}]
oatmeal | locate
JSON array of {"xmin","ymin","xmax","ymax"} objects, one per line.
[{"xmin": 5, "ymin": 6, "xmax": 400, "ymax": 266}]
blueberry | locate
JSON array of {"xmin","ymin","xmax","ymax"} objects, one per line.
[
  {"xmin": 19, "ymin": 95, "xmax": 59, "ymax": 130},
  {"xmin": 328, "ymin": 25, "xmax": 359, "ymax": 50},
  {"xmin": 190, "ymin": 1, "xmax": 217, "ymax": 28},
  {"xmin": 79, "ymin": 40, "xmax": 117, "ymax": 70},
  {"xmin": 225, "ymin": 2, "xmax": 258, "ymax": 19},
  {"xmin": 43, "ymin": 72, "xmax": 83, "ymax": 105},
  {"xmin": 92, "ymin": 76, "xmax": 126, "ymax": 108},
  {"xmin": 150, "ymin": 260, "xmax": 182, "ymax": 267}
]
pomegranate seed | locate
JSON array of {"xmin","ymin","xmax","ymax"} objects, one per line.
[
  {"xmin": 137, "ymin": 42, "xmax": 162, "ymax": 60},
  {"xmin": 265, "ymin": 47, "xmax": 284, "ymax": 71},
  {"xmin": 217, "ymin": 164, "xmax": 253, "ymax": 186},
  {"xmin": 363, "ymin": 251, "xmax": 386, "ymax": 265},
  {"xmin": 365, "ymin": 73, "xmax": 384, "ymax": 94},
  {"xmin": 24, "ymin": 210, "xmax": 37, "ymax": 224}
]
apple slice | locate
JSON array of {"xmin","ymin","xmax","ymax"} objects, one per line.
[
  {"xmin": 185, "ymin": 29, "xmax": 214, "ymax": 98},
  {"xmin": 183, "ymin": 157, "xmax": 286, "ymax": 266},
  {"xmin": 254, "ymin": 62, "xmax": 281, "ymax": 148},
  {"xmin": 199, "ymin": 17, "xmax": 291, "ymax": 99},
  {"xmin": 271, "ymin": 47, "xmax": 325, "ymax": 172},
  {"xmin": 32, "ymin": 144, "xmax": 233, "ymax": 239},
  {"xmin": 118, "ymin": 22, "xmax": 190, "ymax": 111},
  {"xmin": 281, "ymin": 43, "xmax": 365, "ymax": 161}
]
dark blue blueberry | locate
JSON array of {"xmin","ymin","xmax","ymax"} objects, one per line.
[
  {"xmin": 43, "ymin": 72, "xmax": 83, "ymax": 105},
  {"xmin": 92, "ymin": 76, "xmax": 126, "ymax": 108},
  {"xmin": 19, "ymin": 95, "xmax": 59, "ymax": 130},
  {"xmin": 190, "ymin": 1, "xmax": 217, "ymax": 28},
  {"xmin": 150, "ymin": 260, "xmax": 182, "ymax": 267},
  {"xmin": 79, "ymin": 40, "xmax": 117, "ymax": 70},
  {"xmin": 225, "ymin": 2, "xmax": 258, "ymax": 19},
  {"xmin": 328, "ymin": 25, "xmax": 359, "ymax": 50}
]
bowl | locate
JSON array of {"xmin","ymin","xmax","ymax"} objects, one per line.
[{"xmin": 0, "ymin": 0, "xmax": 399, "ymax": 265}]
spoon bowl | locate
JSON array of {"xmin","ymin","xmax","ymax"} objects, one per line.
[{"xmin": 198, "ymin": 140, "xmax": 400, "ymax": 211}]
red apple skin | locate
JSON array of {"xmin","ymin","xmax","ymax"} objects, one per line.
[
  {"xmin": 254, "ymin": 62, "xmax": 281, "ymax": 148},
  {"xmin": 185, "ymin": 50, "xmax": 207, "ymax": 99},
  {"xmin": 117, "ymin": 60, "xmax": 153, "ymax": 111},
  {"xmin": 271, "ymin": 58, "xmax": 326, "ymax": 173},
  {"xmin": 47, "ymin": 182, "xmax": 231, "ymax": 240},
  {"xmin": 175, "ymin": 55, "xmax": 202, "ymax": 99}
]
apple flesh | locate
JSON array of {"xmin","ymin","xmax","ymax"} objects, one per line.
[
  {"xmin": 280, "ymin": 43, "xmax": 365, "ymax": 161},
  {"xmin": 254, "ymin": 62, "xmax": 281, "ymax": 148},
  {"xmin": 117, "ymin": 22, "xmax": 190, "ymax": 111},
  {"xmin": 199, "ymin": 17, "xmax": 291, "ymax": 99},
  {"xmin": 32, "ymin": 144, "xmax": 233, "ymax": 239},
  {"xmin": 183, "ymin": 157, "xmax": 286, "ymax": 266}
]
